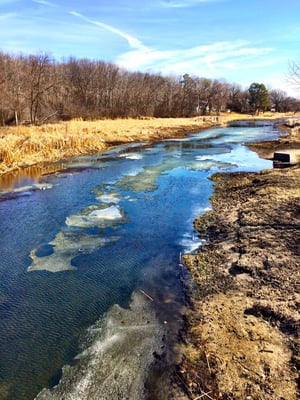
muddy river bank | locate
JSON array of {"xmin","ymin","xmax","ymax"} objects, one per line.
[
  {"xmin": 0, "ymin": 120, "xmax": 298, "ymax": 400},
  {"xmin": 179, "ymin": 126, "xmax": 299, "ymax": 399}
]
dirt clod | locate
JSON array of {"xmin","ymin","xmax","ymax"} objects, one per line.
[{"xmin": 180, "ymin": 129, "xmax": 300, "ymax": 400}]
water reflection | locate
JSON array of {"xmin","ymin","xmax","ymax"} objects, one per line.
[
  {"xmin": 0, "ymin": 125, "xmax": 280, "ymax": 400},
  {"xmin": 0, "ymin": 163, "xmax": 65, "ymax": 191}
]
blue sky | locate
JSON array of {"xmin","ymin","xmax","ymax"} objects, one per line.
[{"xmin": 1, "ymin": 0, "xmax": 300, "ymax": 96}]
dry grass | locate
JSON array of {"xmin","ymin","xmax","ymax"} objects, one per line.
[
  {"xmin": 0, "ymin": 117, "xmax": 212, "ymax": 175},
  {"xmin": 0, "ymin": 113, "xmax": 296, "ymax": 175},
  {"xmin": 181, "ymin": 164, "xmax": 300, "ymax": 400},
  {"xmin": 0, "ymin": 121, "xmax": 106, "ymax": 174}
]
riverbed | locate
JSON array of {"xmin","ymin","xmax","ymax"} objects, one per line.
[{"xmin": 0, "ymin": 124, "xmax": 281, "ymax": 400}]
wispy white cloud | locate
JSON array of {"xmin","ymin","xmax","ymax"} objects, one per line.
[
  {"xmin": 0, "ymin": 12, "xmax": 18, "ymax": 20},
  {"xmin": 69, "ymin": 11, "xmax": 148, "ymax": 51},
  {"xmin": 161, "ymin": 0, "xmax": 218, "ymax": 8},
  {"xmin": 117, "ymin": 39, "xmax": 274, "ymax": 78},
  {"xmin": 66, "ymin": 14, "xmax": 274, "ymax": 79},
  {"xmin": 0, "ymin": 4, "xmax": 286, "ymax": 92},
  {"xmin": 32, "ymin": 0, "xmax": 56, "ymax": 6}
]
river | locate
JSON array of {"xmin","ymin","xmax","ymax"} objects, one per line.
[{"xmin": 0, "ymin": 124, "xmax": 281, "ymax": 400}]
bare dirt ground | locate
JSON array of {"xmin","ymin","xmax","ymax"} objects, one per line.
[{"xmin": 178, "ymin": 127, "xmax": 300, "ymax": 400}]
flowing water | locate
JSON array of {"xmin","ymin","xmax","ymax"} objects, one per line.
[{"xmin": 0, "ymin": 124, "xmax": 281, "ymax": 400}]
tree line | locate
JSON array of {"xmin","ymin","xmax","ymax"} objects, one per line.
[{"xmin": 0, "ymin": 51, "xmax": 299, "ymax": 126}]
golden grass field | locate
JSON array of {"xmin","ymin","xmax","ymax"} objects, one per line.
[{"xmin": 0, "ymin": 113, "xmax": 296, "ymax": 176}]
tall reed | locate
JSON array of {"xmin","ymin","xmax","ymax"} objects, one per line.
[{"xmin": 0, "ymin": 113, "xmax": 294, "ymax": 175}]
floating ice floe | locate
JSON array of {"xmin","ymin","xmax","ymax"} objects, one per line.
[
  {"xmin": 0, "ymin": 182, "xmax": 53, "ymax": 197},
  {"xmin": 118, "ymin": 152, "xmax": 143, "ymax": 160},
  {"xmin": 89, "ymin": 206, "xmax": 122, "ymax": 220},
  {"xmin": 28, "ymin": 231, "xmax": 119, "ymax": 273},
  {"xmin": 66, "ymin": 206, "xmax": 123, "ymax": 228},
  {"xmin": 96, "ymin": 193, "xmax": 121, "ymax": 204},
  {"xmin": 35, "ymin": 291, "xmax": 165, "ymax": 399},
  {"xmin": 187, "ymin": 159, "xmax": 236, "ymax": 171},
  {"xmin": 179, "ymin": 232, "xmax": 205, "ymax": 253},
  {"xmin": 15, "ymin": 183, "xmax": 53, "ymax": 192},
  {"xmin": 33, "ymin": 183, "xmax": 53, "ymax": 190},
  {"xmin": 116, "ymin": 166, "xmax": 161, "ymax": 193}
]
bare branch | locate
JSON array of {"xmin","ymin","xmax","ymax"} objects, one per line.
[{"xmin": 288, "ymin": 60, "xmax": 300, "ymax": 92}]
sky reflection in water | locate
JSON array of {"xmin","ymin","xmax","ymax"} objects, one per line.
[{"xmin": 0, "ymin": 125, "xmax": 280, "ymax": 400}]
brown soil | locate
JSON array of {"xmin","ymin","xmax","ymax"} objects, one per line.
[{"xmin": 178, "ymin": 128, "xmax": 300, "ymax": 399}]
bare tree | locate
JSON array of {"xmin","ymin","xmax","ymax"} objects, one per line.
[
  {"xmin": 26, "ymin": 53, "xmax": 58, "ymax": 124},
  {"xmin": 3, "ymin": 49, "xmax": 296, "ymax": 123},
  {"xmin": 280, "ymin": 96, "xmax": 300, "ymax": 113},
  {"xmin": 0, "ymin": 53, "xmax": 28, "ymax": 125},
  {"xmin": 0, "ymin": 52, "xmax": 13, "ymax": 125},
  {"xmin": 208, "ymin": 79, "xmax": 230, "ymax": 114},
  {"xmin": 288, "ymin": 60, "xmax": 300, "ymax": 93},
  {"xmin": 269, "ymin": 89, "xmax": 287, "ymax": 112},
  {"xmin": 227, "ymin": 83, "xmax": 249, "ymax": 113},
  {"xmin": 194, "ymin": 78, "xmax": 212, "ymax": 115}
]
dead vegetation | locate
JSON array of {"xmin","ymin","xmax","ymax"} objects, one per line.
[
  {"xmin": 180, "ymin": 164, "xmax": 300, "ymax": 400},
  {"xmin": 0, "ymin": 112, "xmax": 296, "ymax": 177},
  {"xmin": 1, "ymin": 111, "xmax": 299, "ymax": 399},
  {"xmin": 0, "ymin": 117, "xmax": 221, "ymax": 175}
]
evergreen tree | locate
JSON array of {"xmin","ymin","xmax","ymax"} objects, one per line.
[{"xmin": 248, "ymin": 82, "xmax": 270, "ymax": 114}]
